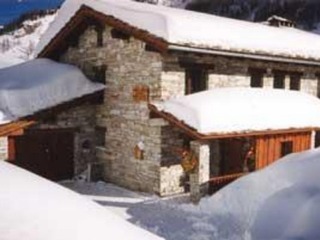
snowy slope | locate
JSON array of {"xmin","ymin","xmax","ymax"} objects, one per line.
[
  {"xmin": 0, "ymin": 12, "xmax": 55, "ymax": 68},
  {"xmin": 0, "ymin": 161, "xmax": 163, "ymax": 240}
]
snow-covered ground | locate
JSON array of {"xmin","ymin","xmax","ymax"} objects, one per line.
[
  {"xmin": 0, "ymin": 161, "xmax": 163, "ymax": 240},
  {"xmin": 62, "ymin": 148, "xmax": 320, "ymax": 240}
]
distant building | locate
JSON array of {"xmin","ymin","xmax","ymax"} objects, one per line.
[{"xmin": 267, "ymin": 15, "xmax": 296, "ymax": 28}]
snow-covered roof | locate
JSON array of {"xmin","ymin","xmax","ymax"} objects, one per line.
[
  {"xmin": 153, "ymin": 88, "xmax": 320, "ymax": 135},
  {"xmin": 267, "ymin": 15, "xmax": 294, "ymax": 23},
  {"xmin": 0, "ymin": 57, "xmax": 23, "ymax": 70},
  {"xmin": 0, "ymin": 58, "xmax": 104, "ymax": 124},
  {"xmin": 0, "ymin": 161, "xmax": 163, "ymax": 240},
  {"xmin": 36, "ymin": 0, "xmax": 320, "ymax": 62}
]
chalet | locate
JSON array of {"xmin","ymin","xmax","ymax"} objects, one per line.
[{"xmin": 3, "ymin": 0, "xmax": 320, "ymax": 199}]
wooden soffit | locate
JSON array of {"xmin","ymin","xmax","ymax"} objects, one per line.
[
  {"xmin": 148, "ymin": 104, "xmax": 317, "ymax": 141},
  {"xmin": 38, "ymin": 5, "xmax": 168, "ymax": 59},
  {"xmin": 0, "ymin": 121, "xmax": 35, "ymax": 137}
]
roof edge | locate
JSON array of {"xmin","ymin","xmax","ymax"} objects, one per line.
[{"xmin": 168, "ymin": 44, "xmax": 320, "ymax": 67}]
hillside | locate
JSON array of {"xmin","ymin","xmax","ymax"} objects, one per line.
[
  {"xmin": 0, "ymin": 11, "xmax": 56, "ymax": 68},
  {"xmin": 0, "ymin": 0, "xmax": 62, "ymax": 25}
]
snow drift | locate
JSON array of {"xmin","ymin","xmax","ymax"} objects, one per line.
[
  {"xmin": 0, "ymin": 58, "xmax": 104, "ymax": 124},
  {"xmin": 153, "ymin": 88, "xmax": 320, "ymax": 134},
  {"xmin": 0, "ymin": 161, "xmax": 163, "ymax": 240},
  {"xmin": 182, "ymin": 148, "xmax": 320, "ymax": 239}
]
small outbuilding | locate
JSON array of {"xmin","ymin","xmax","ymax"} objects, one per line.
[
  {"xmin": 150, "ymin": 88, "xmax": 320, "ymax": 199},
  {"xmin": 0, "ymin": 59, "xmax": 104, "ymax": 181}
]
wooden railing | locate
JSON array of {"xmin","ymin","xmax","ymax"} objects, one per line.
[{"xmin": 208, "ymin": 172, "xmax": 246, "ymax": 194}]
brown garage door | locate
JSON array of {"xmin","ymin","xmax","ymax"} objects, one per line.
[{"xmin": 12, "ymin": 129, "xmax": 74, "ymax": 181}]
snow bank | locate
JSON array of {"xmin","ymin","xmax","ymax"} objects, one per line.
[
  {"xmin": 181, "ymin": 148, "xmax": 320, "ymax": 239},
  {"xmin": 36, "ymin": 0, "xmax": 320, "ymax": 61},
  {"xmin": 0, "ymin": 58, "xmax": 104, "ymax": 124},
  {"xmin": 0, "ymin": 161, "xmax": 163, "ymax": 240},
  {"xmin": 153, "ymin": 88, "xmax": 320, "ymax": 134}
]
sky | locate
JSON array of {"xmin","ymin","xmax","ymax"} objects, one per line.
[{"xmin": 0, "ymin": 0, "xmax": 64, "ymax": 25}]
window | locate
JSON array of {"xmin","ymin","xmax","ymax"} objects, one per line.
[
  {"xmin": 273, "ymin": 71, "xmax": 285, "ymax": 89},
  {"xmin": 95, "ymin": 26, "xmax": 104, "ymax": 47},
  {"xmin": 289, "ymin": 74, "xmax": 301, "ymax": 90},
  {"xmin": 249, "ymin": 68, "xmax": 265, "ymax": 88},
  {"xmin": 281, "ymin": 141, "xmax": 293, "ymax": 157},
  {"xmin": 185, "ymin": 68, "xmax": 208, "ymax": 94},
  {"xmin": 316, "ymin": 74, "xmax": 320, "ymax": 98},
  {"xmin": 111, "ymin": 29, "xmax": 130, "ymax": 40},
  {"xmin": 93, "ymin": 65, "xmax": 107, "ymax": 84}
]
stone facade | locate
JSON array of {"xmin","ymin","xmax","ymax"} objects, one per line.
[
  {"xmin": 0, "ymin": 137, "xmax": 8, "ymax": 160},
  {"xmin": 190, "ymin": 141, "xmax": 210, "ymax": 202},
  {"xmin": 55, "ymin": 21, "xmax": 320, "ymax": 196}
]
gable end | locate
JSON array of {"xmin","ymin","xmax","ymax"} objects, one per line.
[{"xmin": 38, "ymin": 5, "xmax": 168, "ymax": 59}]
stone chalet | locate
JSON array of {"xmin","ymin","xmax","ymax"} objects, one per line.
[{"xmin": 3, "ymin": 0, "xmax": 320, "ymax": 199}]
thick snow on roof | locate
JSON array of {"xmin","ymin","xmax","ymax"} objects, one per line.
[
  {"xmin": 36, "ymin": 0, "xmax": 320, "ymax": 61},
  {"xmin": 154, "ymin": 88, "xmax": 320, "ymax": 135},
  {"xmin": 0, "ymin": 58, "xmax": 104, "ymax": 124},
  {"xmin": 0, "ymin": 56, "xmax": 23, "ymax": 69},
  {"xmin": 0, "ymin": 161, "xmax": 163, "ymax": 240}
]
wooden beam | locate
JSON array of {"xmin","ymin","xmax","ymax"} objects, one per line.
[{"xmin": 0, "ymin": 121, "xmax": 35, "ymax": 137}]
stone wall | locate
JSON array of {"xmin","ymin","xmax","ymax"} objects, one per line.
[
  {"xmin": 61, "ymin": 25, "xmax": 166, "ymax": 193},
  {"xmin": 161, "ymin": 52, "xmax": 320, "ymax": 98},
  {"xmin": 0, "ymin": 137, "xmax": 8, "ymax": 160}
]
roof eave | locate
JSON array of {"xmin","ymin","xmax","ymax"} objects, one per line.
[{"xmin": 168, "ymin": 44, "xmax": 320, "ymax": 67}]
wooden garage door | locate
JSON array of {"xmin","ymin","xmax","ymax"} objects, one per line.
[{"xmin": 13, "ymin": 129, "xmax": 74, "ymax": 181}]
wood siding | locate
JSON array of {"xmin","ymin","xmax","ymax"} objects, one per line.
[{"xmin": 255, "ymin": 131, "xmax": 311, "ymax": 169}]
